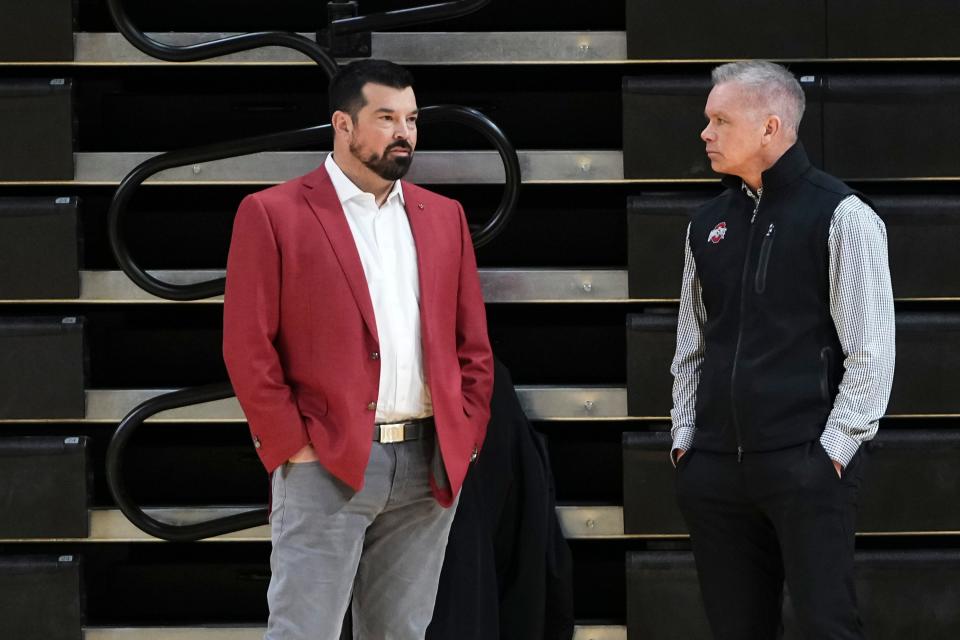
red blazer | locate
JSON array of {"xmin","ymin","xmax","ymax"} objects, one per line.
[{"xmin": 222, "ymin": 165, "xmax": 493, "ymax": 506}]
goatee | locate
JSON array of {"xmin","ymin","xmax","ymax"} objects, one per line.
[{"xmin": 350, "ymin": 140, "xmax": 414, "ymax": 181}]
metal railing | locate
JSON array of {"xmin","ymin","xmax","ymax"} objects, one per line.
[
  {"xmin": 103, "ymin": 0, "xmax": 517, "ymax": 541},
  {"xmin": 104, "ymin": 383, "xmax": 255, "ymax": 542},
  {"xmin": 107, "ymin": 105, "xmax": 519, "ymax": 301}
]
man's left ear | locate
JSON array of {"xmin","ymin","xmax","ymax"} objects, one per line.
[{"xmin": 763, "ymin": 116, "xmax": 781, "ymax": 141}]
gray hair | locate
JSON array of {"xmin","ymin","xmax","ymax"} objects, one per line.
[{"xmin": 711, "ymin": 61, "xmax": 805, "ymax": 135}]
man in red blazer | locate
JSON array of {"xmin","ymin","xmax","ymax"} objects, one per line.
[{"xmin": 222, "ymin": 59, "xmax": 494, "ymax": 640}]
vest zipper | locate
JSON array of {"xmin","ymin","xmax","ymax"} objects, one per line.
[
  {"xmin": 754, "ymin": 223, "xmax": 776, "ymax": 294},
  {"xmin": 731, "ymin": 187, "xmax": 762, "ymax": 462}
]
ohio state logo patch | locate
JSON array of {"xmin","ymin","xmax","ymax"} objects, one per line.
[{"xmin": 707, "ymin": 222, "xmax": 727, "ymax": 244}]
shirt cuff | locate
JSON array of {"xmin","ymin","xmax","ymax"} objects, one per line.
[
  {"xmin": 819, "ymin": 427, "xmax": 861, "ymax": 468},
  {"xmin": 670, "ymin": 426, "xmax": 696, "ymax": 467}
]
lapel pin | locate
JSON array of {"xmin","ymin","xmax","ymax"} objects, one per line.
[{"xmin": 417, "ymin": 203, "xmax": 425, "ymax": 210}]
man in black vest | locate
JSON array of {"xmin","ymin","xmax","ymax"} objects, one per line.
[{"xmin": 670, "ymin": 61, "xmax": 895, "ymax": 638}]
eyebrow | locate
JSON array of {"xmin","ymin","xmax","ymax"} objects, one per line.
[{"xmin": 373, "ymin": 108, "xmax": 420, "ymax": 116}]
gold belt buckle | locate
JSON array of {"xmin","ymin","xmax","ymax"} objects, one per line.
[{"xmin": 379, "ymin": 422, "xmax": 406, "ymax": 444}]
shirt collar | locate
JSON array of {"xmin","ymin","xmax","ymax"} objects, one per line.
[
  {"xmin": 741, "ymin": 181, "xmax": 763, "ymax": 200},
  {"xmin": 324, "ymin": 153, "xmax": 405, "ymax": 208}
]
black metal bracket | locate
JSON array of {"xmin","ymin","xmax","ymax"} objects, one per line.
[
  {"xmin": 320, "ymin": 0, "xmax": 493, "ymax": 58},
  {"xmin": 319, "ymin": 2, "xmax": 371, "ymax": 58},
  {"xmin": 329, "ymin": 0, "xmax": 493, "ymax": 37}
]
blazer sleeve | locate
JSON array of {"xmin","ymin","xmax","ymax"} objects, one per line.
[
  {"xmin": 223, "ymin": 193, "xmax": 309, "ymax": 472},
  {"xmin": 455, "ymin": 201, "xmax": 494, "ymax": 451}
]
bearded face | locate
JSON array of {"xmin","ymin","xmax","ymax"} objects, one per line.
[
  {"xmin": 345, "ymin": 83, "xmax": 419, "ymax": 182},
  {"xmin": 349, "ymin": 136, "xmax": 414, "ymax": 181}
]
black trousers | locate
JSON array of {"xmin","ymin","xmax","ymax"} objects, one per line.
[{"xmin": 676, "ymin": 438, "xmax": 867, "ymax": 639}]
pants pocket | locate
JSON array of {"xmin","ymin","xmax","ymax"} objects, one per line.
[
  {"xmin": 676, "ymin": 448, "xmax": 695, "ymax": 471},
  {"xmin": 283, "ymin": 461, "xmax": 356, "ymax": 518},
  {"xmin": 813, "ymin": 439, "xmax": 842, "ymax": 482}
]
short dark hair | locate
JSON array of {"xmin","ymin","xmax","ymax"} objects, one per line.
[{"xmin": 328, "ymin": 59, "xmax": 414, "ymax": 121}]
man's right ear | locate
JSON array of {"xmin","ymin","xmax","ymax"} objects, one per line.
[{"xmin": 331, "ymin": 110, "xmax": 352, "ymax": 135}]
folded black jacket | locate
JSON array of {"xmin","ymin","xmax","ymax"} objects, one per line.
[{"xmin": 427, "ymin": 357, "xmax": 575, "ymax": 640}]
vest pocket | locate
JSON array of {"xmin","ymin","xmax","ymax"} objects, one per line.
[
  {"xmin": 754, "ymin": 223, "xmax": 776, "ymax": 294},
  {"xmin": 819, "ymin": 346, "xmax": 834, "ymax": 402}
]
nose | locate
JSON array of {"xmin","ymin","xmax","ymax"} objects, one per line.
[
  {"xmin": 701, "ymin": 123, "xmax": 714, "ymax": 143},
  {"xmin": 394, "ymin": 119, "xmax": 412, "ymax": 140}
]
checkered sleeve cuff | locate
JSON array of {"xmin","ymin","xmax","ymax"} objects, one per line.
[
  {"xmin": 670, "ymin": 426, "xmax": 696, "ymax": 467},
  {"xmin": 820, "ymin": 427, "xmax": 861, "ymax": 468}
]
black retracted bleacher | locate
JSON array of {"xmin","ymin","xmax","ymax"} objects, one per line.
[
  {"xmin": 626, "ymin": 0, "xmax": 826, "ymax": 61},
  {"xmin": 626, "ymin": 550, "xmax": 960, "ymax": 639},
  {"xmin": 0, "ymin": 555, "xmax": 83, "ymax": 640},
  {"xmin": 623, "ymin": 429, "xmax": 960, "ymax": 535},
  {"xmin": 0, "ymin": 79, "xmax": 74, "ymax": 181},
  {"xmin": 626, "ymin": 312, "xmax": 960, "ymax": 418},
  {"xmin": 0, "ymin": 197, "xmax": 81, "ymax": 299},
  {"xmin": 622, "ymin": 75, "xmax": 824, "ymax": 180},
  {"xmin": 822, "ymin": 75, "xmax": 960, "ymax": 180},
  {"xmin": 628, "ymin": 192, "xmax": 960, "ymax": 301},
  {"xmin": 0, "ymin": 316, "xmax": 87, "ymax": 419},
  {"xmin": 626, "ymin": 193, "xmax": 701, "ymax": 301},
  {"xmin": 625, "ymin": 312, "xmax": 677, "ymax": 418},
  {"xmin": 877, "ymin": 194, "xmax": 960, "ymax": 299},
  {"xmin": 626, "ymin": 551, "xmax": 707, "ymax": 640},
  {"xmin": 0, "ymin": 0, "xmax": 74, "ymax": 62},
  {"xmin": 0, "ymin": 436, "xmax": 91, "ymax": 538},
  {"xmin": 887, "ymin": 312, "xmax": 960, "ymax": 415},
  {"xmin": 826, "ymin": 0, "xmax": 960, "ymax": 59},
  {"xmin": 626, "ymin": 0, "xmax": 960, "ymax": 62}
]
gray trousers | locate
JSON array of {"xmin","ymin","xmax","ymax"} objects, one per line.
[{"xmin": 265, "ymin": 436, "xmax": 459, "ymax": 640}]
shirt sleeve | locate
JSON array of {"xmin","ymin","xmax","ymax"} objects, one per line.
[
  {"xmin": 670, "ymin": 222, "xmax": 707, "ymax": 464},
  {"xmin": 820, "ymin": 195, "xmax": 897, "ymax": 468}
]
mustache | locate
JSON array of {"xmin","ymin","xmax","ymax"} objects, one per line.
[{"xmin": 386, "ymin": 141, "xmax": 413, "ymax": 153}]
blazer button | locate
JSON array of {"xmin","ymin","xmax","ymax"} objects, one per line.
[
  {"xmin": 470, "ymin": 445, "xmax": 478, "ymax": 462},
  {"xmin": 253, "ymin": 436, "xmax": 261, "ymax": 449},
  {"xmin": 367, "ymin": 402, "xmax": 377, "ymax": 411},
  {"xmin": 370, "ymin": 351, "xmax": 379, "ymax": 360}
]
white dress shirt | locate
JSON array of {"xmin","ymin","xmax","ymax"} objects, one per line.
[{"xmin": 324, "ymin": 153, "xmax": 432, "ymax": 423}]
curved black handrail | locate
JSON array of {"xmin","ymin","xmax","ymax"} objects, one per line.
[
  {"xmin": 104, "ymin": 0, "xmax": 515, "ymax": 542},
  {"xmin": 423, "ymin": 105, "xmax": 521, "ymax": 249},
  {"xmin": 107, "ymin": 104, "xmax": 520, "ymax": 300},
  {"xmin": 107, "ymin": 0, "xmax": 493, "ymax": 71},
  {"xmin": 104, "ymin": 383, "xmax": 268, "ymax": 542},
  {"xmin": 107, "ymin": 123, "xmax": 331, "ymax": 301},
  {"xmin": 332, "ymin": 0, "xmax": 493, "ymax": 36},
  {"xmin": 105, "ymin": 0, "xmax": 339, "ymax": 77}
]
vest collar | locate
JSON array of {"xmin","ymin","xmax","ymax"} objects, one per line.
[{"xmin": 721, "ymin": 142, "xmax": 812, "ymax": 193}]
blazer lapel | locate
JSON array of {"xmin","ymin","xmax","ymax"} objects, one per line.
[
  {"xmin": 301, "ymin": 166, "xmax": 379, "ymax": 342},
  {"xmin": 402, "ymin": 182, "xmax": 436, "ymax": 322}
]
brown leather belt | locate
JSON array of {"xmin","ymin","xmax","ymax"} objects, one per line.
[{"xmin": 373, "ymin": 416, "xmax": 435, "ymax": 444}]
